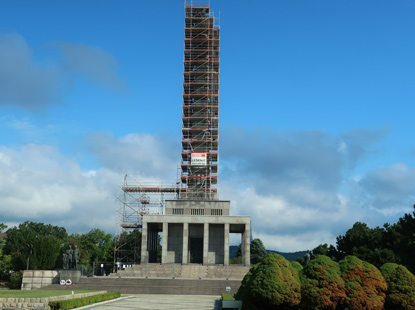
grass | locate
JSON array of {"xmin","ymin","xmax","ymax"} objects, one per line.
[{"xmin": 0, "ymin": 290, "xmax": 97, "ymax": 298}]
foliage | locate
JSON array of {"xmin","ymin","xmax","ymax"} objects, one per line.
[
  {"xmin": 0, "ymin": 250, "xmax": 12, "ymax": 281},
  {"xmin": 222, "ymin": 293, "xmax": 235, "ymax": 300},
  {"xmin": 115, "ymin": 229, "xmax": 141, "ymax": 263},
  {"xmin": 291, "ymin": 261, "xmax": 303, "ymax": 274},
  {"xmin": 48, "ymin": 291, "xmax": 120, "ymax": 310},
  {"xmin": 0, "ymin": 223, "xmax": 12, "ymax": 281},
  {"xmin": 250, "ymin": 238, "xmax": 267, "ymax": 264},
  {"xmin": 75, "ymin": 228, "xmax": 113, "ymax": 264},
  {"xmin": 296, "ymin": 256, "xmax": 305, "ymax": 266},
  {"xmin": 384, "ymin": 206, "xmax": 415, "ymax": 273},
  {"xmin": 0, "ymin": 223, "xmax": 7, "ymax": 250},
  {"xmin": 380, "ymin": 263, "xmax": 415, "ymax": 310},
  {"xmin": 235, "ymin": 263, "xmax": 258, "ymax": 301},
  {"xmin": 300, "ymin": 255, "xmax": 346, "ymax": 310},
  {"xmin": 8, "ymin": 270, "xmax": 23, "ymax": 289},
  {"xmin": 232, "ymin": 238, "xmax": 267, "ymax": 265},
  {"xmin": 237, "ymin": 253, "xmax": 301, "ymax": 310},
  {"xmin": 335, "ymin": 222, "xmax": 396, "ymax": 267},
  {"xmin": 327, "ymin": 205, "xmax": 415, "ymax": 274},
  {"xmin": 3, "ymin": 221, "xmax": 68, "ymax": 270},
  {"xmin": 339, "ymin": 255, "xmax": 387, "ymax": 310}
]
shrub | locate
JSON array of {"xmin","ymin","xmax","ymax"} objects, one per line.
[
  {"xmin": 300, "ymin": 255, "xmax": 346, "ymax": 310},
  {"xmin": 380, "ymin": 263, "xmax": 415, "ymax": 310},
  {"xmin": 8, "ymin": 270, "xmax": 23, "ymax": 289},
  {"xmin": 339, "ymin": 255, "xmax": 387, "ymax": 310},
  {"xmin": 49, "ymin": 291, "xmax": 120, "ymax": 310},
  {"xmin": 237, "ymin": 253, "xmax": 301, "ymax": 310},
  {"xmin": 222, "ymin": 293, "xmax": 234, "ymax": 301}
]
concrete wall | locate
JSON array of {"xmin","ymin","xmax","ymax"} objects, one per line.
[
  {"xmin": 21, "ymin": 270, "xmax": 59, "ymax": 290},
  {"xmin": 142, "ymin": 214, "xmax": 250, "ymax": 266},
  {"xmin": 208, "ymin": 224, "xmax": 224, "ymax": 264},
  {"xmin": 167, "ymin": 223, "xmax": 183, "ymax": 263},
  {"xmin": 165, "ymin": 200, "xmax": 230, "ymax": 216}
]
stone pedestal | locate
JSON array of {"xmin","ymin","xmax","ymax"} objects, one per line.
[{"xmin": 59, "ymin": 270, "xmax": 81, "ymax": 284}]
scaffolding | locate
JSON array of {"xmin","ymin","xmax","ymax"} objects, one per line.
[
  {"xmin": 180, "ymin": 0, "xmax": 220, "ymax": 200},
  {"xmin": 114, "ymin": 173, "xmax": 179, "ymax": 263}
]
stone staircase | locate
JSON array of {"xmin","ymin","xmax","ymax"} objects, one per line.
[
  {"xmin": 40, "ymin": 277, "xmax": 243, "ymax": 295},
  {"xmin": 116, "ymin": 264, "xmax": 250, "ymax": 280}
]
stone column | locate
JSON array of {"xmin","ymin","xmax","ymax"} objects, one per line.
[
  {"xmin": 203, "ymin": 223, "xmax": 209, "ymax": 265},
  {"xmin": 162, "ymin": 222, "xmax": 168, "ymax": 264},
  {"xmin": 224, "ymin": 223, "xmax": 230, "ymax": 266},
  {"xmin": 244, "ymin": 223, "xmax": 251, "ymax": 266},
  {"xmin": 140, "ymin": 221, "xmax": 148, "ymax": 264},
  {"xmin": 182, "ymin": 222, "xmax": 189, "ymax": 264}
]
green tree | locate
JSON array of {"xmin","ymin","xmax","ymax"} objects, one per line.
[
  {"xmin": 384, "ymin": 205, "xmax": 415, "ymax": 273},
  {"xmin": 114, "ymin": 229, "xmax": 142, "ymax": 263},
  {"xmin": 339, "ymin": 255, "xmax": 387, "ymax": 310},
  {"xmin": 77, "ymin": 228, "xmax": 113, "ymax": 264},
  {"xmin": 380, "ymin": 263, "xmax": 415, "ymax": 310},
  {"xmin": 236, "ymin": 253, "xmax": 301, "ymax": 310},
  {"xmin": 232, "ymin": 238, "xmax": 267, "ymax": 265},
  {"xmin": 335, "ymin": 222, "xmax": 396, "ymax": 267},
  {"xmin": 0, "ymin": 223, "xmax": 12, "ymax": 281},
  {"xmin": 300, "ymin": 255, "xmax": 346, "ymax": 310},
  {"xmin": 250, "ymin": 238, "xmax": 267, "ymax": 264},
  {"xmin": 3, "ymin": 221, "xmax": 67, "ymax": 270},
  {"xmin": 0, "ymin": 223, "xmax": 7, "ymax": 250}
]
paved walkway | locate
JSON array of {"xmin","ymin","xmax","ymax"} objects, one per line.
[{"xmin": 78, "ymin": 294, "xmax": 222, "ymax": 310}]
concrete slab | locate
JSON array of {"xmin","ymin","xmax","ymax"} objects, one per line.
[{"xmin": 76, "ymin": 294, "xmax": 221, "ymax": 310}]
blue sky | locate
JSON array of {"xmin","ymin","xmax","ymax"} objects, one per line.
[{"xmin": 1, "ymin": 0, "xmax": 415, "ymax": 251}]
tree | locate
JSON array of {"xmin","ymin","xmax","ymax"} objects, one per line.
[
  {"xmin": 300, "ymin": 255, "xmax": 346, "ymax": 310},
  {"xmin": 3, "ymin": 221, "xmax": 68, "ymax": 270},
  {"xmin": 380, "ymin": 263, "xmax": 415, "ymax": 310},
  {"xmin": 0, "ymin": 223, "xmax": 7, "ymax": 250},
  {"xmin": 250, "ymin": 238, "xmax": 267, "ymax": 264},
  {"xmin": 334, "ymin": 222, "xmax": 396, "ymax": 267},
  {"xmin": 114, "ymin": 229, "xmax": 142, "ymax": 263},
  {"xmin": 384, "ymin": 206, "xmax": 415, "ymax": 273},
  {"xmin": 236, "ymin": 253, "xmax": 301, "ymax": 310},
  {"xmin": 232, "ymin": 238, "xmax": 267, "ymax": 265},
  {"xmin": 76, "ymin": 228, "xmax": 113, "ymax": 264},
  {"xmin": 339, "ymin": 255, "xmax": 387, "ymax": 310},
  {"xmin": 0, "ymin": 223, "xmax": 12, "ymax": 281}
]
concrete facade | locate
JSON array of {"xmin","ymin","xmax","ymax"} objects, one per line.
[{"xmin": 141, "ymin": 200, "xmax": 250, "ymax": 266}]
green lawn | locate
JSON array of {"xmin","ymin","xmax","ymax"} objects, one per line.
[{"xmin": 0, "ymin": 290, "xmax": 97, "ymax": 298}]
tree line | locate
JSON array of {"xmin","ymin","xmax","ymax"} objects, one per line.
[
  {"xmin": 310, "ymin": 204, "xmax": 415, "ymax": 275},
  {"xmin": 0, "ymin": 221, "xmax": 117, "ymax": 287}
]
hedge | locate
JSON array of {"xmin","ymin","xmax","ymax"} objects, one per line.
[
  {"xmin": 222, "ymin": 293, "xmax": 235, "ymax": 301},
  {"xmin": 49, "ymin": 291, "xmax": 121, "ymax": 310}
]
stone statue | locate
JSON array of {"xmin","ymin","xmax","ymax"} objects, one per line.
[
  {"xmin": 304, "ymin": 250, "xmax": 311, "ymax": 266},
  {"xmin": 74, "ymin": 245, "xmax": 80, "ymax": 269},
  {"xmin": 66, "ymin": 246, "xmax": 73, "ymax": 269},
  {"xmin": 63, "ymin": 252, "xmax": 68, "ymax": 270}
]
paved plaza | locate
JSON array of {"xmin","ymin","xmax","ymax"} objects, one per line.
[{"xmin": 78, "ymin": 294, "xmax": 222, "ymax": 310}]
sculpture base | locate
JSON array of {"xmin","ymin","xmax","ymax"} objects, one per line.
[{"xmin": 59, "ymin": 270, "xmax": 81, "ymax": 284}]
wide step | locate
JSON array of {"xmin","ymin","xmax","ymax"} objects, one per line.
[{"xmin": 40, "ymin": 278, "xmax": 242, "ymax": 295}]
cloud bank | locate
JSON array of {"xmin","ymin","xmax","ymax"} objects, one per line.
[{"xmin": 1, "ymin": 125, "xmax": 413, "ymax": 252}]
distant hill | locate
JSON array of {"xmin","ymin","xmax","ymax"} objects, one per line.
[{"xmin": 229, "ymin": 245, "xmax": 306, "ymax": 262}]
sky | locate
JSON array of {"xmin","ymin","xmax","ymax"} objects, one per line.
[{"xmin": 1, "ymin": 0, "xmax": 415, "ymax": 252}]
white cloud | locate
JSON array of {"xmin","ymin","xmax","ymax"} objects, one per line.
[
  {"xmin": 0, "ymin": 144, "xmax": 119, "ymax": 234},
  {"xmin": 1, "ymin": 127, "xmax": 412, "ymax": 253}
]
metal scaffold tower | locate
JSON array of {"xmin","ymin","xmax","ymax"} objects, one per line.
[
  {"xmin": 114, "ymin": 174, "xmax": 178, "ymax": 263},
  {"xmin": 180, "ymin": 0, "xmax": 220, "ymax": 200}
]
